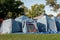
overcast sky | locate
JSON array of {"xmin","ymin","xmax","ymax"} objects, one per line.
[{"xmin": 21, "ymin": 0, "xmax": 60, "ymax": 16}]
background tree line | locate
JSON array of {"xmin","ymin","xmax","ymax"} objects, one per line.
[
  {"xmin": 26, "ymin": 0, "xmax": 60, "ymax": 18},
  {"xmin": 0, "ymin": 0, "xmax": 60, "ymax": 20}
]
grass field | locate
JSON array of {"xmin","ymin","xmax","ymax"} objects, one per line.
[{"xmin": 0, "ymin": 34, "xmax": 60, "ymax": 40}]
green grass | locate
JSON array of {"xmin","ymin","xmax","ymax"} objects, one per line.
[{"xmin": 0, "ymin": 34, "xmax": 60, "ymax": 40}]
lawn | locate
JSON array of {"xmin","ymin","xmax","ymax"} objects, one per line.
[{"xmin": 0, "ymin": 34, "xmax": 60, "ymax": 40}]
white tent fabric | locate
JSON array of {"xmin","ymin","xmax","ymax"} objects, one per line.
[
  {"xmin": 1, "ymin": 19, "xmax": 21, "ymax": 34},
  {"xmin": 22, "ymin": 21, "xmax": 27, "ymax": 33}
]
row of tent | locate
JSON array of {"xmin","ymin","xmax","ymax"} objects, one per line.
[{"xmin": 0, "ymin": 14, "xmax": 60, "ymax": 34}]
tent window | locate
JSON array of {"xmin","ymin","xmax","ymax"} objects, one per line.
[{"xmin": 26, "ymin": 23, "xmax": 37, "ymax": 32}]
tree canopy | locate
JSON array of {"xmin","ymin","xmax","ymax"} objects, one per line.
[
  {"xmin": 0, "ymin": 0, "xmax": 60, "ymax": 19},
  {"xmin": 0, "ymin": 0, "xmax": 24, "ymax": 19},
  {"xmin": 27, "ymin": 4, "xmax": 45, "ymax": 18},
  {"xmin": 46, "ymin": 0, "xmax": 60, "ymax": 11}
]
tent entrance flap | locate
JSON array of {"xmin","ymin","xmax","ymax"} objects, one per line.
[{"xmin": 23, "ymin": 21, "xmax": 38, "ymax": 33}]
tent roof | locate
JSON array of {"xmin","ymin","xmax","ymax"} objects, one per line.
[{"xmin": 15, "ymin": 15, "xmax": 32, "ymax": 22}]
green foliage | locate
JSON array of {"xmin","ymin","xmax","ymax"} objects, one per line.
[
  {"xmin": 0, "ymin": 0, "xmax": 24, "ymax": 19},
  {"xmin": 22, "ymin": 5, "xmax": 28, "ymax": 14},
  {"xmin": 46, "ymin": 0, "xmax": 57, "ymax": 6},
  {"xmin": 46, "ymin": 0, "xmax": 60, "ymax": 12},
  {"xmin": 0, "ymin": 0, "xmax": 5, "ymax": 4},
  {"xmin": 27, "ymin": 4, "xmax": 45, "ymax": 18}
]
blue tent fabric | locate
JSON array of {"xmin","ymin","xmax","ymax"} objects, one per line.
[
  {"xmin": 55, "ymin": 17, "xmax": 60, "ymax": 32},
  {"xmin": 12, "ymin": 20, "xmax": 22, "ymax": 33},
  {"xmin": 37, "ymin": 22, "xmax": 46, "ymax": 32}
]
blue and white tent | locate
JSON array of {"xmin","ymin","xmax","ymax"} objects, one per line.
[
  {"xmin": 1, "ymin": 19, "xmax": 22, "ymax": 34},
  {"xmin": 15, "ymin": 15, "xmax": 33, "ymax": 33},
  {"xmin": 15, "ymin": 15, "xmax": 39, "ymax": 33},
  {"xmin": 34, "ymin": 14, "xmax": 57, "ymax": 33}
]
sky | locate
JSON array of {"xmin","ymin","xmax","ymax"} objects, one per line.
[{"xmin": 21, "ymin": 0, "xmax": 60, "ymax": 16}]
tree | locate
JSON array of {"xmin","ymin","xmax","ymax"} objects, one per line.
[
  {"xmin": 27, "ymin": 4, "xmax": 45, "ymax": 18},
  {"xmin": 46, "ymin": 0, "xmax": 57, "ymax": 6},
  {"xmin": 46, "ymin": 0, "xmax": 60, "ymax": 11},
  {"xmin": 0, "ymin": 0, "xmax": 5, "ymax": 4},
  {"xmin": 0, "ymin": 0, "xmax": 24, "ymax": 19},
  {"xmin": 21, "ymin": 5, "xmax": 29, "ymax": 15},
  {"xmin": 22, "ymin": 5, "xmax": 28, "ymax": 13}
]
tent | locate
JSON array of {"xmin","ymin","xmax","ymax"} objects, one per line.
[
  {"xmin": 22, "ymin": 20, "xmax": 39, "ymax": 33},
  {"xmin": 34, "ymin": 14, "xmax": 57, "ymax": 33},
  {"xmin": 55, "ymin": 17, "xmax": 60, "ymax": 32},
  {"xmin": 15, "ymin": 15, "xmax": 36, "ymax": 33},
  {"xmin": 1, "ymin": 19, "xmax": 22, "ymax": 34}
]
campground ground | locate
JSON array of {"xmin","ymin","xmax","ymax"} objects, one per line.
[{"xmin": 0, "ymin": 34, "xmax": 60, "ymax": 40}]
